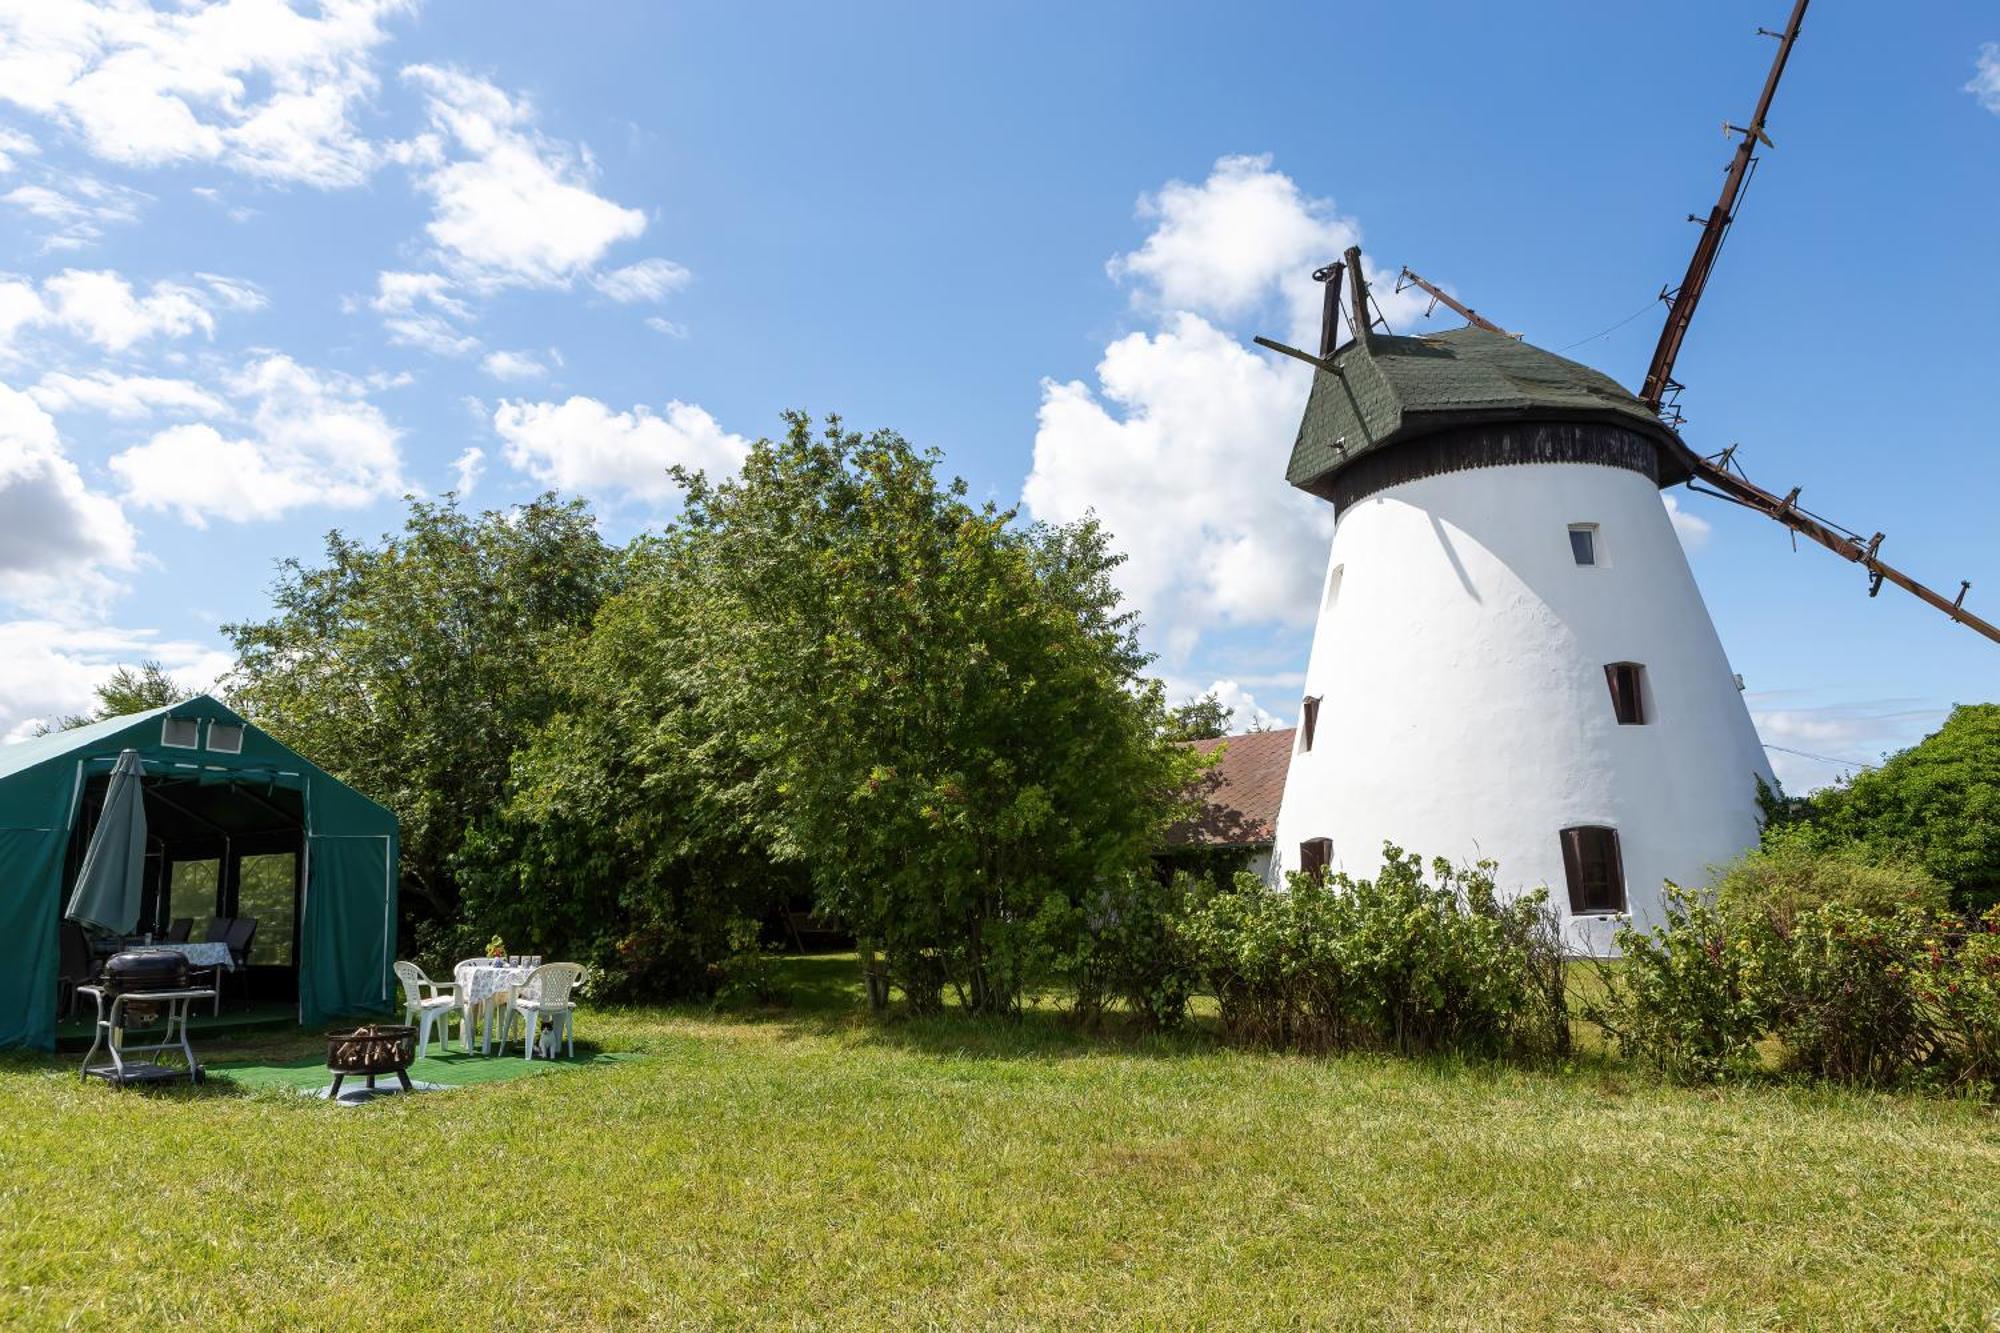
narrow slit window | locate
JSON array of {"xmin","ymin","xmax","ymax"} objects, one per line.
[
  {"xmin": 1604, "ymin": 662, "xmax": 1647, "ymax": 725},
  {"xmin": 206, "ymin": 722, "xmax": 244, "ymax": 754},
  {"xmin": 1323, "ymin": 564, "xmax": 1344, "ymax": 611},
  {"xmin": 1568, "ymin": 523, "xmax": 1598, "ymax": 566},
  {"xmin": 1301, "ymin": 696, "xmax": 1321, "ymax": 752},
  {"xmin": 161, "ymin": 716, "xmax": 199, "ymax": 749},
  {"xmin": 1559, "ymin": 826, "xmax": 1626, "ymax": 915},
  {"xmin": 1299, "ymin": 838, "xmax": 1332, "ymax": 879}
]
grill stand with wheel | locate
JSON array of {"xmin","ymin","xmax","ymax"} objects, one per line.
[{"xmin": 76, "ymin": 985, "xmax": 216, "ymax": 1088}]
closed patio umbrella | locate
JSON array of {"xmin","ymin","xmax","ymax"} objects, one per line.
[{"xmin": 65, "ymin": 749, "xmax": 147, "ymax": 936}]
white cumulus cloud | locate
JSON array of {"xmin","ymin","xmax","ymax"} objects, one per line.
[
  {"xmin": 399, "ymin": 64, "xmax": 648, "ymax": 291},
  {"xmin": 0, "ymin": 126, "xmax": 37, "ymax": 172},
  {"xmin": 593, "ymin": 258, "xmax": 689, "ymax": 303},
  {"xmin": 0, "ymin": 380, "xmax": 137, "ymax": 608},
  {"xmin": 1662, "ymin": 492, "xmax": 1711, "ymax": 551},
  {"xmin": 1969, "ymin": 42, "xmax": 2000, "ymax": 113},
  {"xmin": 0, "ymin": 0, "xmax": 411, "ymax": 188},
  {"xmin": 1024, "ymin": 155, "xmax": 1442, "ymax": 667},
  {"xmin": 0, "ymin": 618, "xmax": 232, "ymax": 742},
  {"xmin": 29, "ymin": 369, "xmax": 227, "ymax": 419},
  {"xmin": 1026, "ymin": 314, "xmax": 1328, "ymax": 662},
  {"xmin": 3, "ymin": 175, "xmax": 146, "ymax": 250},
  {"xmin": 450, "ymin": 445, "xmax": 483, "ymax": 495},
  {"xmin": 109, "ymin": 354, "xmax": 405, "ymax": 525},
  {"xmin": 1107, "ymin": 153, "xmax": 1422, "ymax": 348},
  {"xmin": 480, "ymin": 348, "xmax": 546, "ymax": 381},
  {"xmin": 492, "ymin": 395, "xmax": 746, "ymax": 502},
  {"xmin": 0, "ymin": 268, "xmax": 245, "ymax": 355},
  {"xmin": 366, "ymin": 268, "xmax": 477, "ymax": 355}
]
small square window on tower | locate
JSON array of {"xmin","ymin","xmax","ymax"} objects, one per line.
[
  {"xmin": 1568, "ymin": 523, "xmax": 1599, "ymax": 566},
  {"xmin": 161, "ymin": 716, "xmax": 199, "ymax": 749},
  {"xmin": 1559, "ymin": 826, "xmax": 1626, "ymax": 915},
  {"xmin": 1301, "ymin": 696, "xmax": 1321, "ymax": 751},
  {"xmin": 1299, "ymin": 838, "xmax": 1332, "ymax": 878},
  {"xmin": 1603, "ymin": 662, "xmax": 1647, "ymax": 725}
]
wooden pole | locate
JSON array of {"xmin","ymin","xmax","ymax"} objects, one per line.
[
  {"xmin": 1345, "ymin": 245, "xmax": 1372, "ymax": 347},
  {"xmin": 1685, "ymin": 453, "xmax": 2000, "ymax": 645},
  {"xmin": 1639, "ymin": 0, "xmax": 1811, "ymax": 410}
]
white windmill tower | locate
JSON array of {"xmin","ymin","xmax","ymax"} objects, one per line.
[
  {"xmin": 1264, "ymin": 0, "xmax": 1997, "ymax": 949},
  {"xmin": 1261, "ymin": 253, "xmax": 1771, "ymax": 951}
]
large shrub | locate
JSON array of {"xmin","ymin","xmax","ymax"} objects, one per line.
[
  {"xmin": 1744, "ymin": 899, "xmax": 1937, "ymax": 1085},
  {"xmin": 1040, "ymin": 869, "xmax": 1197, "ymax": 1031},
  {"xmin": 1592, "ymin": 884, "xmax": 1764, "ymax": 1084},
  {"xmin": 1913, "ymin": 906, "xmax": 2000, "ymax": 1092},
  {"xmin": 1719, "ymin": 838, "xmax": 1945, "ymax": 1084},
  {"xmin": 1179, "ymin": 847, "xmax": 1568, "ymax": 1060},
  {"xmin": 1598, "ymin": 841, "xmax": 1993, "ymax": 1090}
]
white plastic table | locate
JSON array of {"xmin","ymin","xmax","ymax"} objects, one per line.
[{"xmin": 453, "ymin": 961, "xmax": 535, "ymax": 1053}]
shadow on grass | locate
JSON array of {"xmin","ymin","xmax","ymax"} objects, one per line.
[
  {"xmin": 720, "ymin": 953, "xmax": 1237, "ymax": 1063},
  {"xmin": 710, "ymin": 953, "xmax": 1634, "ymax": 1077}
]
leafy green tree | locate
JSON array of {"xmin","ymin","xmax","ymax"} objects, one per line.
[
  {"xmin": 454, "ymin": 542, "xmax": 785, "ymax": 997},
  {"xmin": 653, "ymin": 413, "xmax": 1201, "ymax": 1014},
  {"xmin": 223, "ymin": 495, "xmax": 617, "ymax": 927},
  {"xmin": 1164, "ymin": 691, "xmax": 1233, "ymax": 741},
  {"xmin": 1761, "ymin": 704, "xmax": 2000, "ymax": 911}
]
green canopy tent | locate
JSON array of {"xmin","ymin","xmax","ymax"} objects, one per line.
[{"xmin": 0, "ymin": 696, "xmax": 398, "ymax": 1051}]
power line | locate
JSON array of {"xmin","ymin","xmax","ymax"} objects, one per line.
[
  {"xmin": 1762, "ymin": 742, "xmax": 1871, "ymax": 770},
  {"xmin": 1553, "ymin": 297, "xmax": 1660, "ymax": 353}
]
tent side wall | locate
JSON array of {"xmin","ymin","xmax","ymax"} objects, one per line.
[
  {"xmin": 0, "ymin": 763, "xmax": 76, "ymax": 1051},
  {"xmin": 300, "ymin": 772, "xmax": 399, "ymax": 1027}
]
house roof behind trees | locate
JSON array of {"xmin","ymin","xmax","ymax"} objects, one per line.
[{"xmin": 1167, "ymin": 728, "xmax": 1295, "ymax": 849}]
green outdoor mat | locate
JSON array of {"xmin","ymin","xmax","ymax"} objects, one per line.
[{"xmin": 212, "ymin": 1046, "xmax": 643, "ymax": 1092}]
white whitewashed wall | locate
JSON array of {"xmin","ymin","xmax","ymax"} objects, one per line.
[{"xmin": 1267, "ymin": 461, "xmax": 1772, "ymax": 953}]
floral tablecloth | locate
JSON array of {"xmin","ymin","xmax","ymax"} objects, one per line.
[
  {"xmin": 454, "ymin": 961, "xmax": 534, "ymax": 1006},
  {"xmin": 140, "ymin": 942, "xmax": 235, "ymax": 970}
]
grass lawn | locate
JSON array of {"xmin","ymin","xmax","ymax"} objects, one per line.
[{"xmin": 3, "ymin": 955, "xmax": 1997, "ymax": 1330}]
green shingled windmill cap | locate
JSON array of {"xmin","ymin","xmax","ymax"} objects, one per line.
[{"xmin": 1284, "ymin": 324, "xmax": 1691, "ymax": 498}]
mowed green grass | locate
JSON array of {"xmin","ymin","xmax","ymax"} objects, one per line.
[{"xmin": 3, "ymin": 957, "xmax": 1997, "ymax": 1330}]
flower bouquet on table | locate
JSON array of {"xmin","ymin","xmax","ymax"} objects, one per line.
[{"xmin": 484, "ymin": 935, "xmax": 506, "ymax": 961}]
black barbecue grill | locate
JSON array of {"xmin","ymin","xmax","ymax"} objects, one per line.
[{"xmin": 77, "ymin": 948, "xmax": 215, "ymax": 1088}]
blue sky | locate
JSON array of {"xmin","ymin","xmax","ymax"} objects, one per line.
[{"xmin": 1, "ymin": 1, "xmax": 1995, "ymax": 791}]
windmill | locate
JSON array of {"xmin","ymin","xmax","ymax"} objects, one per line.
[{"xmin": 1257, "ymin": 0, "xmax": 1978, "ymax": 949}]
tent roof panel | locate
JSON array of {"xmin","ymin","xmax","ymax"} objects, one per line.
[{"xmin": 0, "ymin": 703, "xmax": 177, "ymax": 783}]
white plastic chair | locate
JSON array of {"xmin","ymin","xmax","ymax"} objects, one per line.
[
  {"xmin": 502, "ymin": 963, "xmax": 585, "ymax": 1060},
  {"xmin": 393, "ymin": 961, "xmax": 460, "ymax": 1059}
]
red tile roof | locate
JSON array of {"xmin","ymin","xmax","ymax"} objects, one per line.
[{"xmin": 1165, "ymin": 727, "xmax": 1295, "ymax": 848}]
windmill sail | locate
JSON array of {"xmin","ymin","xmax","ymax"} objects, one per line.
[{"xmin": 1634, "ymin": 0, "xmax": 1997, "ymax": 646}]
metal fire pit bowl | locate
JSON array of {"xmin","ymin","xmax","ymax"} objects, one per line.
[{"xmin": 325, "ymin": 1024, "xmax": 417, "ymax": 1096}]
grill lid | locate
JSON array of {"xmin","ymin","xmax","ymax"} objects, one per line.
[{"xmin": 101, "ymin": 948, "xmax": 190, "ymax": 993}]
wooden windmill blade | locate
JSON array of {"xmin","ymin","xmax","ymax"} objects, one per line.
[{"xmin": 1633, "ymin": 0, "xmax": 2000, "ymax": 646}]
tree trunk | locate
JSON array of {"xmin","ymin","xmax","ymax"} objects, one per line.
[{"xmin": 857, "ymin": 938, "xmax": 890, "ymax": 1012}]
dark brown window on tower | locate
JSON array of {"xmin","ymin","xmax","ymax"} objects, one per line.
[
  {"xmin": 1604, "ymin": 662, "xmax": 1647, "ymax": 725},
  {"xmin": 1559, "ymin": 826, "xmax": 1625, "ymax": 915},
  {"xmin": 1299, "ymin": 838, "xmax": 1332, "ymax": 878},
  {"xmin": 1568, "ymin": 523, "xmax": 1598, "ymax": 566},
  {"xmin": 1301, "ymin": 696, "xmax": 1321, "ymax": 751}
]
